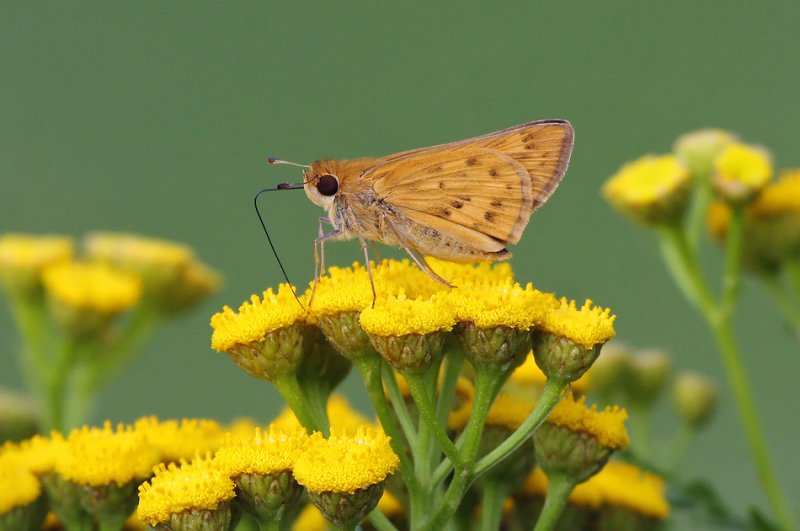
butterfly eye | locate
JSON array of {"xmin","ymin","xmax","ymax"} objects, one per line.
[{"xmin": 316, "ymin": 174, "xmax": 339, "ymax": 196}]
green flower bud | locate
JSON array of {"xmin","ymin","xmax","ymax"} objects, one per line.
[
  {"xmin": 308, "ymin": 482, "xmax": 384, "ymax": 529},
  {"xmin": 456, "ymin": 322, "xmax": 531, "ymax": 372},
  {"xmin": 674, "ymin": 129, "xmax": 738, "ymax": 182},
  {"xmin": 625, "ymin": 349, "xmax": 671, "ymax": 406},
  {"xmin": 672, "ymin": 372, "xmax": 717, "ymax": 428}
]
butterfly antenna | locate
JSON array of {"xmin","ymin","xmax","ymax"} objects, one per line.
[
  {"xmin": 267, "ymin": 157, "xmax": 310, "ymax": 169},
  {"xmin": 253, "ymin": 187, "xmax": 307, "ymax": 311}
]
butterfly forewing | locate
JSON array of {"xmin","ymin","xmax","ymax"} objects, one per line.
[{"xmin": 363, "ymin": 120, "xmax": 573, "ymax": 249}]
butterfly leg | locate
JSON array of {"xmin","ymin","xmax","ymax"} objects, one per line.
[
  {"xmin": 360, "ymin": 238, "xmax": 378, "ymax": 307},
  {"xmin": 308, "ymin": 217, "xmax": 340, "ymax": 308},
  {"xmin": 403, "ymin": 247, "xmax": 455, "ymax": 288}
]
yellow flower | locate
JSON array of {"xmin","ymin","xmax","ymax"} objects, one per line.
[
  {"xmin": 751, "ymin": 169, "xmax": 800, "ymax": 217},
  {"xmin": 546, "ymin": 394, "xmax": 629, "ymax": 450},
  {"xmin": 0, "ymin": 455, "xmax": 41, "ymax": 515},
  {"xmin": 307, "ymin": 262, "xmax": 380, "ymax": 316},
  {"xmin": 590, "ymin": 460, "xmax": 669, "ymax": 519},
  {"xmin": 42, "ymin": 261, "xmax": 141, "ymax": 314},
  {"xmin": 424, "ymin": 257, "xmax": 514, "ymax": 288},
  {"xmin": 0, "ymin": 432, "xmax": 64, "ymax": 475},
  {"xmin": 521, "ymin": 467, "xmax": 603, "ymax": 509},
  {"xmin": 210, "ymin": 284, "xmax": 306, "ymax": 353},
  {"xmin": 713, "ymin": 143, "xmax": 772, "ymax": 203},
  {"xmin": 292, "ymin": 504, "xmax": 328, "ymax": 531},
  {"xmin": 134, "ymin": 417, "xmax": 224, "ymax": 463},
  {"xmin": 214, "ymin": 426, "xmax": 308, "ymax": 477},
  {"xmin": 359, "ymin": 292, "xmax": 456, "ymax": 337},
  {"xmin": 0, "ymin": 234, "xmax": 73, "ymax": 295},
  {"xmin": 603, "ymin": 155, "xmax": 691, "ymax": 224},
  {"xmin": 137, "ymin": 457, "xmax": 235, "ymax": 527},
  {"xmin": 293, "ymin": 427, "xmax": 399, "ymax": 494},
  {"xmin": 447, "ymin": 281, "xmax": 556, "ymax": 330},
  {"xmin": 56, "ymin": 422, "xmax": 160, "ymax": 486},
  {"xmin": 539, "ymin": 298, "xmax": 616, "ymax": 348},
  {"xmin": 84, "ymin": 232, "xmax": 219, "ymax": 311},
  {"xmin": 485, "ymin": 394, "xmax": 532, "ymax": 431}
]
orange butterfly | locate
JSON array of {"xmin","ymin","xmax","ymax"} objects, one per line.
[{"xmin": 270, "ymin": 119, "xmax": 574, "ymax": 299}]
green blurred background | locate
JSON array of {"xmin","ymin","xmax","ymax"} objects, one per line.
[{"xmin": 1, "ymin": 1, "xmax": 798, "ymax": 520}]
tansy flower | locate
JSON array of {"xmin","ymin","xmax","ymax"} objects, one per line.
[
  {"xmin": 293, "ymin": 427, "xmax": 399, "ymax": 528},
  {"xmin": 360, "ymin": 293, "xmax": 456, "ymax": 371},
  {"xmin": 0, "ymin": 432, "xmax": 64, "ymax": 476},
  {"xmin": 448, "ymin": 281, "xmax": 555, "ymax": 369},
  {"xmin": 534, "ymin": 393, "xmax": 628, "ymax": 488},
  {"xmin": 590, "ymin": 460, "xmax": 669, "ymax": 521},
  {"xmin": 134, "ymin": 417, "xmax": 224, "ymax": 463},
  {"xmin": 305, "ymin": 263, "xmax": 379, "ymax": 360},
  {"xmin": 0, "ymin": 456, "xmax": 46, "ymax": 530},
  {"xmin": 84, "ymin": 232, "xmax": 219, "ymax": 312},
  {"xmin": 55, "ymin": 422, "xmax": 161, "ymax": 530},
  {"xmin": 0, "ymin": 234, "xmax": 73, "ymax": 296},
  {"xmin": 707, "ymin": 170, "xmax": 800, "ymax": 270},
  {"xmin": 43, "ymin": 261, "xmax": 141, "ymax": 314},
  {"xmin": 137, "ymin": 457, "xmax": 235, "ymax": 529},
  {"xmin": 603, "ymin": 155, "xmax": 691, "ymax": 225},
  {"xmin": 214, "ymin": 426, "xmax": 309, "ymax": 526},
  {"xmin": 56, "ymin": 422, "xmax": 159, "ymax": 487},
  {"xmin": 424, "ymin": 257, "xmax": 515, "ymax": 288},
  {"xmin": 532, "ymin": 299, "xmax": 616, "ymax": 385},
  {"xmin": 211, "ymin": 284, "xmax": 310, "ymax": 381},
  {"xmin": 713, "ymin": 143, "xmax": 772, "ymax": 203}
]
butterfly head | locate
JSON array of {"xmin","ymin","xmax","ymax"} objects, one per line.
[{"xmin": 303, "ymin": 160, "xmax": 342, "ymax": 209}]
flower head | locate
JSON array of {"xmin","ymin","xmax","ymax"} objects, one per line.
[
  {"xmin": 134, "ymin": 417, "xmax": 224, "ymax": 463},
  {"xmin": 360, "ymin": 292, "xmax": 455, "ymax": 337},
  {"xmin": 546, "ymin": 394, "xmax": 629, "ymax": 450},
  {"xmin": 0, "ymin": 455, "xmax": 42, "ymax": 515},
  {"xmin": 56, "ymin": 422, "xmax": 160, "ymax": 487},
  {"xmin": 215, "ymin": 425, "xmax": 308, "ymax": 477},
  {"xmin": 447, "ymin": 281, "xmax": 556, "ymax": 330},
  {"xmin": 674, "ymin": 128, "xmax": 738, "ymax": 179},
  {"xmin": 713, "ymin": 143, "xmax": 772, "ymax": 203},
  {"xmin": 293, "ymin": 427, "xmax": 399, "ymax": 495},
  {"xmin": 43, "ymin": 261, "xmax": 141, "ymax": 314},
  {"xmin": 603, "ymin": 155, "xmax": 691, "ymax": 224},
  {"xmin": 539, "ymin": 298, "xmax": 616, "ymax": 348},
  {"xmin": 137, "ymin": 457, "xmax": 235, "ymax": 528},
  {"xmin": 672, "ymin": 372, "xmax": 718, "ymax": 428},
  {"xmin": 424, "ymin": 258, "xmax": 514, "ymax": 288},
  {"xmin": 0, "ymin": 234, "xmax": 73, "ymax": 296}
]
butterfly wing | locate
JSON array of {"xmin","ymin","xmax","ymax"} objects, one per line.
[{"xmin": 363, "ymin": 120, "xmax": 574, "ymax": 250}]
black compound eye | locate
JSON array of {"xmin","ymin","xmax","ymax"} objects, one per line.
[{"xmin": 316, "ymin": 174, "xmax": 339, "ymax": 196}]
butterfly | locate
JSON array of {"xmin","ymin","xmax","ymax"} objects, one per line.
[{"xmin": 268, "ymin": 119, "xmax": 574, "ymax": 300}]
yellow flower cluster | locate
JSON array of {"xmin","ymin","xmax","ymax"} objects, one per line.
[
  {"xmin": 0, "ymin": 234, "xmax": 73, "ymax": 275},
  {"xmin": 603, "ymin": 155, "xmax": 690, "ymax": 209},
  {"xmin": 522, "ymin": 460, "xmax": 669, "ymax": 519},
  {"xmin": 546, "ymin": 394, "xmax": 629, "ymax": 450},
  {"xmin": 212, "ymin": 258, "xmax": 615, "ymax": 349},
  {"xmin": 1, "ymin": 413, "xmax": 400, "ymax": 528}
]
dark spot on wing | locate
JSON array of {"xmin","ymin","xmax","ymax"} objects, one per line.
[
  {"xmin": 457, "ymin": 195, "xmax": 472, "ymax": 202},
  {"xmin": 484, "ymin": 212, "xmax": 495, "ymax": 222},
  {"xmin": 466, "ymin": 157, "xmax": 478, "ymax": 166},
  {"xmin": 440, "ymin": 208, "xmax": 452, "ymax": 217},
  {"xmin": 490, "ymin": 200, "xmax": 502, "ymax": 208},
  {"xmin": 451, "ymin": 200, "xmax": 464, "ymax": 209},
  {"xmin": 438, "ymin": 181, "xmax": 446, "ymax": 189},
  {"xmin": 488, "ymin": 169, "xmax": 498, "ymax": 177}
]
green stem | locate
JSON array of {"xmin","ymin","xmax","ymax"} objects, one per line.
[
  {"xmin": 272, "ymin": 374, "xmax": 325, "ymax": 434},
  {"xmin": 686, "ymin": 174, "xmax": 713, "ymax": 252},
  {"xmin": 436, "ymin": 345, "xmax": 464, "ymax": 425},
  {"xmin": 366, "ymin": 507, "xmax": 399, "ymax": 531},
  {"xmin": 479, "ymin": 479, "xmax": 506, "ymax": 531},
  {"xmin": 7, "ymin": 295, "xmax": 50, "ymax": 397},
  {"xmin": 784, "ymin": 256, "xmax": 800, "ymax": 299},
  {"xmin": 660, "ymin": 423, "xmax": 697, "ymax": 474},
  {"xmin": 473, "ymin": 378, "xmax": 565, "ymax": 478},
  {"xmin": 720, "ymin": 207, "xmax": 744, "ymax": 317},
  {"xmin": 404, "ymin": 370, "xmax": 461, "ymax": 465},
  {"xmin": 532, "ymin": 473, "xmax": 575, "ymax": 531},
  {"xmin": 657, "ymin": 220, "xmax": 795, "ymax": 530},
  {"xmin": 44, "ymin": 336, "xmax": 82, "ymax": 432},
  {"xmin": 355, "ymin": 356, "xmax": 419, "ymax": 494},
  {"xmin": 423, "ymin": 367, "xmax": 503, "ymax": 530},
  {"xmin": 627, "ymin": 401, "xmax": 652, "ymax": 460},
  {"xmin": 381, "ymin": 364, "xmax": 418, "ymax": 449}
]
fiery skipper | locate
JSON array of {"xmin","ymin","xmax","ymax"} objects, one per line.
[{"xmin": 268, "ymin": 119, "xmax": 574, "ymax": 296}]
